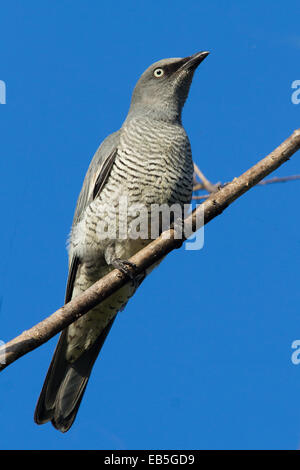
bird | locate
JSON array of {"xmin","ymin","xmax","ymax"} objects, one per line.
[{"xmin": 34, "ymin": 50, "xmax": 209, "ymax": 432}]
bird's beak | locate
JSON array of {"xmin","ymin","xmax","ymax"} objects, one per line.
[{"xmin": 178, "ymin": 51, "xmax": 210, "ymax": 72}]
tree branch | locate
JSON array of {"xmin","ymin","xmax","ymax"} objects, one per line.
[
  {"xmin": 192, "ymin": 168, "xmax": 300, "ymax": 199},
  {"xmin": 1, "ymin": 129, "xmax": 300, "ymax": 371}
]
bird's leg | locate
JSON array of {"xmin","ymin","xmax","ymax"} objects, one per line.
[{"xmin": 111, "ymin": 258, "xmax": 140, "ymax": 287}]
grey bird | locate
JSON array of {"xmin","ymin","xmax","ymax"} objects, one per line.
[{"xmin": 34, "ymin": 50, "xmax": 209, "ymax": 432}]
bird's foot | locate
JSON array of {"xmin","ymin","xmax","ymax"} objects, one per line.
[{"xmin": 111, "ymin": 258, "xmax": 139, "ymax": 287}]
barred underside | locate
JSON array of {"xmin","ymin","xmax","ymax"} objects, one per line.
[{"xmin": 67, "ymin": 116, "xmax": 194, "ymax": 360}]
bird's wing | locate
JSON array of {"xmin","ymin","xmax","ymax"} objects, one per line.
[
  {"xmin": 34, "ymin": 131, "xmax": 120, "ymax": 431},
  {"xmin": 72, "ymin": 130, "xmax": 120, "ymax": 226},
  {"xmin": 65, "ymin": 130, "xmax": 119, "ymax": 303}
]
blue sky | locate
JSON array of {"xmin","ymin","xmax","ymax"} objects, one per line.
[{"xmin": 0, "ymin": 0, "xmax": 300, "ymax": 450}]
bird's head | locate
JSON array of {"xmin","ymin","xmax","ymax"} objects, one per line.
[{"xmin": 128, "ymin": 51, "xmax": 209, "ymax": 123}]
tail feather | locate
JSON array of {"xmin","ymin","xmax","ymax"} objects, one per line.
[{"xmin": 34, "ymin": 317, "xmax": 116, "ymax": 432}]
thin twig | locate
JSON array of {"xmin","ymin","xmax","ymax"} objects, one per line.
[
  {"xmin": 192, "ymin": 194, "xmax": 209, "ymax": 200},
  {"xmin": 193, "ymin": 162, "xmax": 217, "ymax": 192},
  {"xmin": 192, "ymin": 174, "xmax": 300, "ymax": 199},
  {"xmin": 257, "ymin": 174, "xmax": 300, "ymax": 185},
  {"xmin": 192, "ymin": 183, "xmax": 205, "ymax": 192}
]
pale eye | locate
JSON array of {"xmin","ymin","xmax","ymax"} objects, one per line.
[{"xmin": 153, "ymin": 68, "xmax": 164, "ymax": 78}]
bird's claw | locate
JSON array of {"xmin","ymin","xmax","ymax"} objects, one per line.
[{"xmin": 111, "ymin": 258, "xmax": 139, "ymax": 287}]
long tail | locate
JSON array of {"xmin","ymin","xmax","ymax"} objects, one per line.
[{"xmin": 34, "ymin": 318, "xmax": 115, "ymax": 433}]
